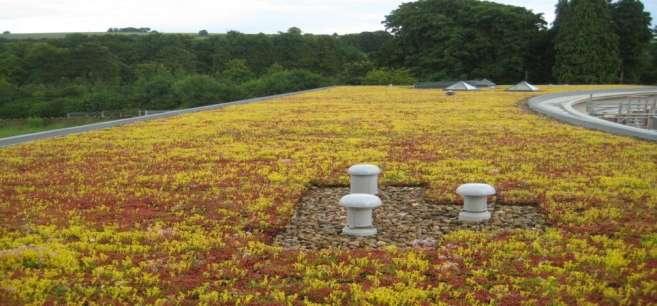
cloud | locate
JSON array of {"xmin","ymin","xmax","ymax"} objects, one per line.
[
  {"xmin": 0, "ymin": 0, "xmax": 653, "ymax": 34},
  {"xmin": 0, "ymin": 0, "xmax": 402, "ymax": 33}
]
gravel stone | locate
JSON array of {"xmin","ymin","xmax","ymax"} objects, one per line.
[{"xmin": 273, "ymin": 186, "xmax": 549, "ymax": 250}]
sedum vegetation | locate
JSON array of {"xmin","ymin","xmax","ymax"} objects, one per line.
[{"xmin": 1, "ymin": 86, "xmax": 656, "ymax": 304}]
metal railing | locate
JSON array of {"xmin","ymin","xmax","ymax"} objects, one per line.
[
  {"xmin": 586, "ymin": 94, "xmax": 657, "ymax": 130},
  {"xmin": 66, "ymin": 109, "xmax": 173, "ymax": 119}
]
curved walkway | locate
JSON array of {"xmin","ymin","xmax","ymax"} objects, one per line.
[
  {"xmin": 0, "ymin": 87, "xmax": 331, "ymax": 148},
  {"xmin": 528, "ymin": 87, "xmax": 657, "ymax": 141}
]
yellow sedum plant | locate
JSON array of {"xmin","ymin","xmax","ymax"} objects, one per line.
[{"xmin": 0, "ymin": 85, "xmax": 656, "ymax": 304}]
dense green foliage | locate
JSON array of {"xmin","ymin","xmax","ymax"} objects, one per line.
[
  {"xmin": 0, "ymin": 29, "xmax": 380, "ymax": 118},
  {"xmin": 362, "ymin": 68, "xmax": 416, "ymax": 85},
  {"xmin": 611, "ymin": 0, "xmax": 653, "ymax": 83},
  {"xmin": 646, "ymin": 39, "xmax": 657, "ymax": 82},
  {"xmin": 383, "ymin": 0, "xmax": 654, "ymax": 85},
  {"xmin": 383, "ymin": 0, "xmax": 548, "ymax": 83},
  {"xmin": 553, "ymin": 0, "xmax": 620, "ymax": 83},
  {"xmin": 0, "ymin": 0, "xmax": 654, "ymax": 119},
  {"xmin": 552, "ymin": 0, "xmax": 654, "ymax": 84}
]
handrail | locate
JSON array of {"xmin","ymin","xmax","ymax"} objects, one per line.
[{"xmin": 528, "ymin": 87, "xmax": 657, "ymax": 142}]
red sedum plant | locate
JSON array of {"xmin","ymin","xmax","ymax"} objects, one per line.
[{"xmin": 0, "ymin": 85, "xmax": 656, "ymax": 304}]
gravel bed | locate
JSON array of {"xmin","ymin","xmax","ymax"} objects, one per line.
[{"xmin": 273, "ymin": 186, "xmax": 549, "ymax": 250}]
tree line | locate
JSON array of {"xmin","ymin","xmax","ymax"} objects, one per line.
[
  {"xmin": 0, "ymin": 0, "xmax": 655, "ymax": 119},
  {"xmin": 107, "ymin": 27, "xmax": 154, "ymax": 33},
  {"xmin": 384, "ymin": 0, "xmax": 654, "ymax": 84},
  {"xmin": 0, "ymin": 28, "xmax": 407, "ymax": 118}
]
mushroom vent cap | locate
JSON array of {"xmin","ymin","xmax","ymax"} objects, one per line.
[
  {"xmin": 348, "ymin": 164, "xmax": 382, "ymax": 176},
  {"xmin": 340, "ymin": 194, "xmax": 382, "ymax": 208},
  {"xmin": 456, "ymin": 183, "xmax": 496, "ymax": 197}
]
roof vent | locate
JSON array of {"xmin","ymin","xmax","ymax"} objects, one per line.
[
  {"xmin": 348, "ymin": 164, "xmax": 381, "ymax": 195},
  {"xmin": 340, "ymin": 193, "xmax": 382, "ymax": 236},
  {"xmin": 456, "ymin": 183, "xmax": 495, "ymax": 223}
]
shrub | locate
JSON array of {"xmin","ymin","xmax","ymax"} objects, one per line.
[
  {"xmin": 243, "ymin": 69, "xmax": 325, "ymax": 96},
  {"xmin": 25, "ymin": 117, "xmax": 45, "ymax": 127},
  {"xmin": 363, "ymin": 68, "xmax": 416, "ymax": 85},
  {"xmin": 0, "ymin": 78, "xmax": 17, "ymax": 104},
  {"xmin": 132, "ymin": 72, "xmax": 178, "ymax": 110},
  {"xmin": 0, "ymin": 100, "xmax": 30, "ymax": 118},
  {"xmin": 173, "ymin": 75, "xmax": 223, "ymax": 107},
  {"xmin": 28, "ymin": 98, "xmax": 69, "ymax": 118},
  {"xmin": 81, "ymin": 86, "xmax": 127, "ymax": 111},
  {"xmin": 340, "ymin": 60, "xmax": 374, "ymax": 85},
  {"xmin": 220, "ymin": 59, "xmax": 254, "ymax": 84}
]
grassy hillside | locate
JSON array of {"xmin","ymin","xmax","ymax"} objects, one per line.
[{"xmin": 1, "ymin": 86, "xmax": 656, "ymax": 304}]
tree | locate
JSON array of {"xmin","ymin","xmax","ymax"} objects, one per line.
[
  {"xmin": 552, "ymin": 0, "xmax": 570, "ymax": 33},
  {"xmin": 69, "ymin": 43, "xmax": 122, "ymax": 83},
  {"xmin": 155, "ymin": 46, "xmax": 197, "ymax": 73},
  {"xmin": 526, "ymin": 29, "xmax": 554, "ymax": 83},
  {"xmin": 217, "ymin": 32, "xmax": 275, "ymax": 74},
  {"xmin": 0, "ymin": 29, "xmax": 374, "ymax": 118},
  {"xmin": 272, "ymin": 28, "xmax": 306, "ymax": 69},
  {"xmin": 0, "ymin": 77, "xmax": 17, "ymax": 104},
  {"xmin": 362, "ymin": 68, "xmax": 415, "ymax": 85},
  {"xmin": 534, "ymin": 0, "xmax": 570, "ymax": 83},
  {"xmin": 81, "ymin": 85, "xmax": 126, "ymax": 111},
  {"xmin": 339, "ymin": 31, "xmax": 393, "ymax": 55},
  {"xmin": 383, "ymin": 0, "xmax": 545, "ymax": 83},
  {"xmin": 243, "ymin": 68, "xmax": 325, "ymax": 96},
  {"xmin": 340, "ymin": 60, "xmax": 374, "ymax": 84},
  {"xmin": 553, "ymin": 0, "xmax": 620, "ymax": 83},
  {"xmin": 643, "ymin": 39, "xmax": 657, "ymax": 83},
  {"xmin": 132, "ymin": 70, "xmax": 177, "ymax": 109},
  {"xmin": 110, "ymin": 27, "xmax": 152, "ymax": 33},
  {"xmin": 0, "ymin": 50, "xmax": 26, "ymax": 85},
  {"xmin": 134, "ymin": 63, "xmax": 171, "ymax": 79},
  {"xmin": 305, "ymin": 35, "xmax": 342, "ymax": 75},
  {"xmin": 173, "ymin": 74, "xmax": 222, "ymax": 107},
  {"xmin": 2, "ymin": 31, "xmax": 9, "ymax": 35},
  {"xmin": 220, "ymin": 59, "xmax": 253, "ymax": 83},
  {"xmin": 22, "ymin": 43, "xmax": 71, "ymax": 83},
  {"xmin": 198, "ymin": 29, "xmax": 209, "ymax": 36},
  {"xmin": 611, "ymin": 0, "xmax": 652, "ymax": 83}
]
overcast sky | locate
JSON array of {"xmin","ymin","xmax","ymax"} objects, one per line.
[{"xmin": 0, "ymin": 0, "xmax": 655, "ymax": 34}]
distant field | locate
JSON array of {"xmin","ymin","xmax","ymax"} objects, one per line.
[
  {"xmin": 0, "ymin": 32, "xmax": 209, "ymax": 40},
  {"xmin": 0, "ymin": 117, "xmax": 104, "ymax": 138}
]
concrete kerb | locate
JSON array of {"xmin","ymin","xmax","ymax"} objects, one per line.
[
  {"xmin": 528, "ymin": 87, "xmax": 657, "ymax": 142},
  {"xmin": 0, "ymin": 86, "xmax": 334, "ymax": 148}
]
